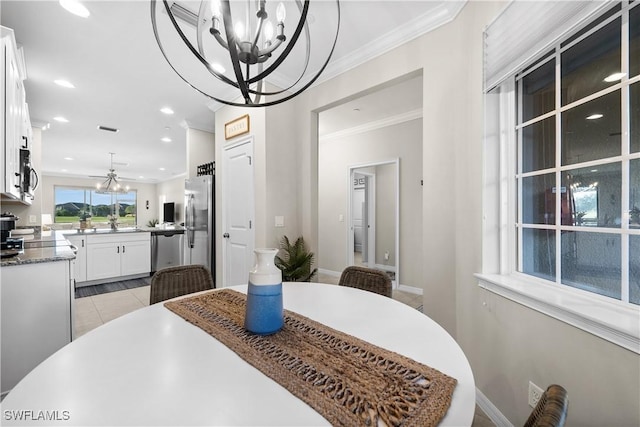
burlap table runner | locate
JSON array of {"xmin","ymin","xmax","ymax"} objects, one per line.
[{"xmin": 164, "ymin": 289, "xmax": 457, "ymax": 426}]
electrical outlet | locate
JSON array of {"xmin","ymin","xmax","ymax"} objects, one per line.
[{"xmin": 528, "ymin": 381, "xmax": 544, "ymax": 408}]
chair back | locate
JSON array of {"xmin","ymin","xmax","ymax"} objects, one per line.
[
  {"xmin": 523, "ymin": 384, "xmax": 569, "ymax": 427},
  {"xmin": 338, "ymin": 266, "xmax": 392, "ymax": 298},
  {"xmin": 150, "ymin": 264, "xmax": 214, "ymax": 304}
]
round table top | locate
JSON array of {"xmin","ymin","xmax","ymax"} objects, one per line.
[{"xmin": 1, "ymin": 283, "xmax": 475, "ymax": 426}]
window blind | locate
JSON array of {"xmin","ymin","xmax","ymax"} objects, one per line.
[{"xmin": 483, "ymin": 0, "xmax": 614, "ymax": 92}]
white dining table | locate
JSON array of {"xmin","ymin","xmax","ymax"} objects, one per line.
[{"xmin": 1, "ymin": 283, "xmax": 476, "ymax": 426}]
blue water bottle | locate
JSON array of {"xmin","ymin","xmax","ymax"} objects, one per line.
[{"xmin": 244, "ymin": 248, "xmax": 283, "ymax": 335}]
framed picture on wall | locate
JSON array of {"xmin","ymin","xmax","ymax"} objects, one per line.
[{"xmin": 225, "ymin": 114, "xmax": 250, "ymax": 140}]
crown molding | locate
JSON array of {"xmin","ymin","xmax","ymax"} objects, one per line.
[
  {"xmin": 320, "ymin": 108, "xmax": 422, "ymax": 142},
  {"xmin": 320, "ymin": 1, "xmax": 466, "ymax": 84},
  {"xmin": 269, "ymin": 1, "xmax": 466, "ymax": 91}
]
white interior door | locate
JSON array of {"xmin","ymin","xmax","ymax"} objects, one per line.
[{"xmin": 223, "ymin": 139, "xmax": 255, "ymax": 287}]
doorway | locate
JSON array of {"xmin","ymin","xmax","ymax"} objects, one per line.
[
  {"xmin": 351, "ymin": 170, "xmax": 375, "ymax": 267},
  {"xmin": 316, "ymin": 72, "xmax": 422, "ymax": 290},
  {"xmin": 348, "ymin": 160, "xmax": 399, "ymax": 285}
]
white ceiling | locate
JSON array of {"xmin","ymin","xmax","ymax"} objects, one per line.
[{"xmin": 0, "ymin": 0, "xmax": 463, "ymax": 183}]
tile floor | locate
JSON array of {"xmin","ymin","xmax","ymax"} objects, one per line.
[{"xmin": 73, "ymin": 279, "xmax": 494, "ymax": 426}]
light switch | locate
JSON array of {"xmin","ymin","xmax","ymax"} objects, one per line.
[
  {"xmin": 29, "ymin": 215, "xmax": 37, "ymax": 224},
  {"xmin": 338, "ymin": 214, "xmax": 344, "ymax": 222},
  {"xmin": 275, "ymin": 216, "xmax": 285, "ymax": 227}
]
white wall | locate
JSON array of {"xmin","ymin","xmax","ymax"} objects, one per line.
[
  {"xmin": 40, "ymin": 174, "xmax": 158, "ymax": 227},
  {"xmin": 156, "ymin": 175, "xmax": 185, "ymax": 224},
  {"xmin": 318, "ymin": 118, "xmax": 422, "ymax": 287},
  {"xmin": 186, "ymin": 128, "xmax": 215, "ymax": 179},
  {"xmin": 283, "ymin": 2, "xmax": 639, "ymax": 426}
]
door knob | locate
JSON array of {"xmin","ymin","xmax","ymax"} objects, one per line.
[{"xmin": 223, "ymin": 233, "xmax": 230, "ymax": 238}]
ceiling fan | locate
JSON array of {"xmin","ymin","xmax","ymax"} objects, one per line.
[{"xmin": 90, "ymin": 153, "xmax": 135, "ymax": 194}]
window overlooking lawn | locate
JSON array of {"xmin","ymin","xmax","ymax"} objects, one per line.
[{"xmin": 54, "ymin": 186, "xmax": 137, "ymax": 227}]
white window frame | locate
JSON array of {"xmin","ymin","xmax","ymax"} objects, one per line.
[{"xmin": 478, "ymin": 2, "xmax": 640, "ymax": 354}]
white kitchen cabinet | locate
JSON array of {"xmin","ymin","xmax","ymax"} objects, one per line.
[
  {"xmin": 1, "ymin": 27, "xmax": 26, "ymax": 200},
  {"xmin": 85, "ymin": 232, "xmax": 150, "ymax": 282},
  {"xmin": 66, "ymin": 234, "xmax": 87, "ymax": 283},
  {"xmin": 120, "ymin": 239, "xmax": 151, "ymax": 276},
  {"xmin": 1, "ymin": 260, "xmax": 73, "ymax": 395}
]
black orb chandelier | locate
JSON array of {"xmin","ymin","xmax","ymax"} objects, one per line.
[{"xmin": 151, "ymin": 0, "xmax": 340, "ymax": 107}]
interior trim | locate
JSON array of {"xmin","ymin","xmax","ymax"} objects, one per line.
[
  {"xmin": 475, "ymin": 387, "xmax": 514, "ymax": 427},
  {"xmin": 476, "ymin": 273, "xmax": 640, "ymax": 354}
]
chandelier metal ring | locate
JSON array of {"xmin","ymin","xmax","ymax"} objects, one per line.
[{"xmin": 150, "ymin": 0, "xmax": 340, "ymax": 107}]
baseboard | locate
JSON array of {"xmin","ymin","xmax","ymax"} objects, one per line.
[
  {"xmin": 476, "ymin": 387, "xmax": 514, "ymax": 427},
  {"xmin": 75, "ymin": 273, "xmax": 150, "ymax": 288},
  {"xmin": 397, "ymin": 284, "xmax": 422, "ymax": 295}
]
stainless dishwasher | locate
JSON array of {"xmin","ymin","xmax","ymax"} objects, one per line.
[{"xmin": 151, "ymin": 229, "xmax": 184, "ymax": 273}]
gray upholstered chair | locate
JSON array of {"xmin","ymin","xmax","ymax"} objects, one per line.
[
  {"xmin": 523, "ymin": 384, "xmax": 569, "ymax": 427},
  {"xmin": 149, "ymin": 264, "xmax": 214, "ymax": 304},
  {"xmin": 338, "ymin": 266, "xmax": 392, "ymax": 298}
]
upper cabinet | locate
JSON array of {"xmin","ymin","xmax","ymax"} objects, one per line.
[{"xmin": 1, "ymin": 26, "xmax": 30, "ymax": 203}]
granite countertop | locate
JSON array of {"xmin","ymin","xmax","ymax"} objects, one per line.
[
  {"xmin": 1, "ymin": 226, "xmax": 183, "ymax": 267},
  {"xmin": 1, "ymin": 243, "xmax": 76, "ymax": 267},
  {"xmin": 1, "ymin": 231, "xmax": 77, "ymax": 267}
]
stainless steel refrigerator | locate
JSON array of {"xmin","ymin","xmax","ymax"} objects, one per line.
[{"xmin": 183, "ymin": 175, "xmax": 215, "ymax": 279}]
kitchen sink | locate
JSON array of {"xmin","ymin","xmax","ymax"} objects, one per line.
[{"xmin": 74, "ymin": 227, "xmax": 141, "ymax": 234}]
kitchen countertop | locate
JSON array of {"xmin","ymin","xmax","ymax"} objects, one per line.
[
  {"xmin": 1, "ymin": 226, "xmax": 181, "ymax": 267},
  {"xmin": 0, "ymin": 232, "xmax": 76, "ymax": 267}
]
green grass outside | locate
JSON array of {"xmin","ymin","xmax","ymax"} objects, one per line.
[{"xmin": 55, "ymin": 216, "xmax": 136, "ymax": 226}]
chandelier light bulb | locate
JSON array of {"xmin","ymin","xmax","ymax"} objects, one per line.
[
  {"xmin": 264, "ymin": 21, "xmax": 274, "ymax": 41},
  {"xmin": 210, "ymin": 0, "xmax": 221, "ymax": 17},
  {"xmin": 276, "ymin": 2, "xmax": 286, "ymax": 23},
  {"xmin": 234, "ymin": 21, "xmax": 245, "ymax": 40}
]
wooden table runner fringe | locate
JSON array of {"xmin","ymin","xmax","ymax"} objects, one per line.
[{"xmin": 164, "ymin": 289, "xmax": 457, "ymax": 427}]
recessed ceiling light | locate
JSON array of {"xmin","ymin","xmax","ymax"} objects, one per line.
[
  {"xmin": 586, "ymin": 114, "xmax": 603, "ymax": 120},
  {"xmin": 53, "ymin": 116, "xmax": 69, "ymax": 123},
  {"xmin": 604, "ymin": 72, "xmax": 626, "ymax": 83},
  {"xmin": 159, "ymin": 167, "xmax": 166, "ymax": 171},
  {"xmin": 59, "ymin": 0, "xmax": 90, "ymax": 18},
  {"xmin": 54, "ymin": 79, "xmax": 75, "ymax": 88},
  {"xmin": 138, "ymin": 176, "xmax": 144, "ymax": 179},
  {"xmin": 161, "ymin": 137, "xmax": 172, "ymax": 143},
  {"xmin": 64, "ymin": 157, "xmax": 74, "ymax": 161},
  {"xmin": 590, "ymin": 169, "xmax": 598, "ymax": 172},
  {"xmin": 61, "ymin": 169, "xmax": 68, "ymax": 172},
  {"xmin": 160, "ymin": 107, "xmax": 174, "ymax": 115}
]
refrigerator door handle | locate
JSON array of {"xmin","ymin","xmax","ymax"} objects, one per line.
[{"xmin": 187, "ymin": 193, "xmax": 195, "ymax": 248}]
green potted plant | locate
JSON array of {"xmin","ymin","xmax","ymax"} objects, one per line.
[
  {"xmin": 78, "ymin": 210, "xmax": 91, "ymax": 230},
  {"xmin": 147, "ymin": 219, "xmax": 159, "ymax": 228},
  {"xmin": 274, "ymin": 236, "xmax": 317, "ymax": 282}
]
